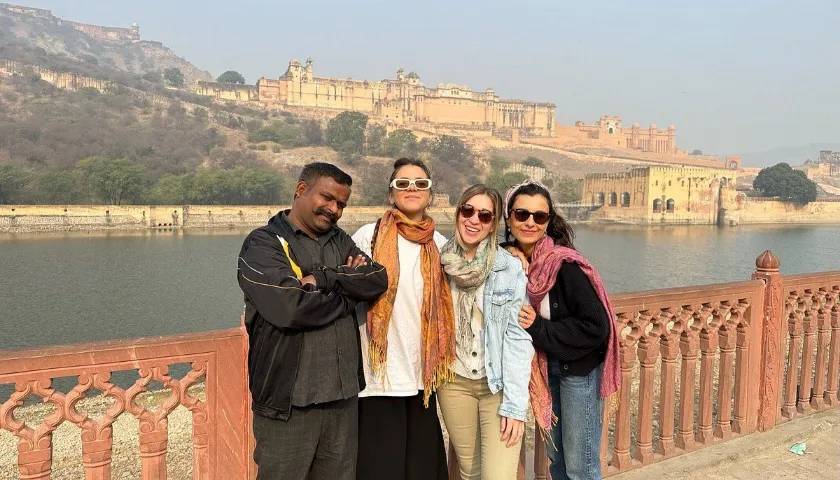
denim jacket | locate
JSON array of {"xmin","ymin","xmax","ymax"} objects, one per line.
[{"xmin": 481, "ymin": 247, "xmax": 534, "ymax": 421}]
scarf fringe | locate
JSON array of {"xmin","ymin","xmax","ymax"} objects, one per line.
[
  {"xmin": 422, "ymin": 362, "xmax": 455, "ymax": 407},
  {"xmin": 367, "ymin": 342, "xmax": 388, "ymax": 380}
]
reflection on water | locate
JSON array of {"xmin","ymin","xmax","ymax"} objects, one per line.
[{"xmin": 1, "ymin": 224, "xmax": 839, "ymax": 349}]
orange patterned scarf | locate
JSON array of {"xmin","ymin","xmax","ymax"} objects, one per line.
[{"xmin": 367, "ymin": 209, "xmax": 456, "ymax": 406}]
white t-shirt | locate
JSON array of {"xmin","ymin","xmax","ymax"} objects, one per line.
[
  {"xmin": 352, "ymin": 222, "xmax": 448, "ymax": 397},
  {"xmin": 539, "ymin": 295, "xmax": 551, "ymax": 320}
]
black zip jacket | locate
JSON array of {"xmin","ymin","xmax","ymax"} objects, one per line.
[
  {"xmin": 525, "ymin": 262, "xmax": 609, "ymax": 376},
  {"xmin": 237, "ymin": 211, "xmax": 387, "ymax": 420}
]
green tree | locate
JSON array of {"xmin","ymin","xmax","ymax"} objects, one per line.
[
  {"xmin": 163, "ymin": 67, "xmax": 185, "ymax": 87},
  {"xmin": 366, "ymin": 124, "xmax": 387, "ymax": 156},
  {"xmin": 142, "ymin": 71, "xmax": 162, "ymax": 84},
  {"xmin": 522, "ymin": 156, "xmax": 545, "ymax": 168},
  {"xmin": 488, "ymin": 155, "xmax": 510, "ymax": 174},
  {"xmin": 301, "ymin": 119, "xmax": 323, "ymax": 146},
  {"xmin": 31, "ymin": 170, "xmax": 85, "ymax": 204},
  {"xmin": 753, "ymin": 162, "xmax": 818, "ymax": 203},
  {"xmin": 149, "ymin": 174, "xmax": 189, "ymax": 204},
  {"xmin": 384, "ymin": 129, "xmax": 418, "ymax": 158},
  {"xmin": 486, "ymin": 171, "xmax": 527, "ymax": 193},
  {"xmin": 77, "ymin": 156, "xmax": 146, "ymax": 204},
  {"xmin": 0, "ymin": 165, "xmax": 27, "ymax": 203},
  {"xmin": 425, "ymin": 135, "xmax": 474, "ymax": 198},
  {"xmin": 429, "ymin": 135, "xmax": 471, "ymax": 165},
  {"xmin": 248, "ymin": 121, "xmax": 303, "ymax": 147},
  {"xmin": 551, "ymin": 176, "xmax": 582, "ymax": 203},
  {"xmin": 216, "ymin": 70, "xmax": 246, "ymax": 84},
  {"xmin": 325, "ymin": 111, "xmax": 368, "ymax": 155}
]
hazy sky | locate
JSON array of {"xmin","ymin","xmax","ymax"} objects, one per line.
[{"xmin": 15, "ymin": 1, "xmax": 840, "ymax": 156}]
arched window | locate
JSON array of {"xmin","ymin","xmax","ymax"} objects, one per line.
[
  {"xmin": 653, "ymin": 198, "xmax": 662, "ymax": 213},
  {"xmin": 621, "ymin": 192, "xmax": 631, "ymax": 207},
  {"xmin": 608, "ymin": 126, "xmax": 614, "ymax": 134},
  {"xmin": 595, "ymin": 192, "xmax": 605, "ymax": 205},
  {"xmin": 666, "ymin": 198, "xmax": 675, "ymax": 212},
  {"xmin": 609, "ymin": 192, "xmax": 618, "ymax": 206}
]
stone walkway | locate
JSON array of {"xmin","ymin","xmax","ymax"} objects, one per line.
[{"xmin": 610, "ymin": 408, "xmax": 840, "ymax": 480}]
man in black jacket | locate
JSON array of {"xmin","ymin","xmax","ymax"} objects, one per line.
[{"xmin": 237, "ymin": 162, "xmax": 388, "ymax": 480}]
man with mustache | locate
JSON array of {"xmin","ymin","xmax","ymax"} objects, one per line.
[{"xmin": 237, "ymin": 162, "xmax": 388, "ymax": 480}]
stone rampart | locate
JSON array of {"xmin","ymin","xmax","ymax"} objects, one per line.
[
  {"xmin": 721, "ymin": 197, "xmax": 840, "ymax": 226},
  {"xmin": 1, "ymin": 60, "xmax": 114, "ymax": 93},
  {"xmin": 0, "ymin": 205, "xmax": 457, "ymax": 233}
]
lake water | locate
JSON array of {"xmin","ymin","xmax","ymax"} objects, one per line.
[{"xmin": 1, "ymin": 224, "xmax": 839, "ymax": 350}]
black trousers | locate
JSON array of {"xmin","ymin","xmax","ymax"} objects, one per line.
[
  {"xmin": 357, "ymin": 392, "xmax": 448, "ymax": 480},
  {"xmin": 253, "ymin": 397, "xmax": 358, "ymax": 480}
]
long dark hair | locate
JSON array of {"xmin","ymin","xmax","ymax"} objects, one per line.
[{"xmin": 504, "ymin": 183, "xmax": 576, "ymax": 249}]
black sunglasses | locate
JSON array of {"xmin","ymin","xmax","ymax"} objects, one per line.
[
  {"xmin": 458, "ymin": 204, "xmax": 495, "ymax": 224},
  {"xmin": 511, "ymin": 208, "xmax": 551, "ymax": 225}
]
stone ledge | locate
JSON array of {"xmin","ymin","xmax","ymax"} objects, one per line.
[{"xmin": 609, "ymin": 408, "xmax": 840, "ymax": 479}]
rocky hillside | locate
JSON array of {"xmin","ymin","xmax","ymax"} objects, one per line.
[{"xmin": 0, "ymin": 4, "xmax": 211, "ymax": 84}]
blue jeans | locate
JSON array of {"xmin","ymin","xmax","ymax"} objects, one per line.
[{"xmin": 547, "ymin": 362, "xmax": 603, "ymax": 480}]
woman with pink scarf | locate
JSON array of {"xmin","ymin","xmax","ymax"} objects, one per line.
[{"xmin": 503, "ymin": 181, "xmax": 620, "ymax": 480}]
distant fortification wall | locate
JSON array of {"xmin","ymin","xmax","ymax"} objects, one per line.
[
  {"xmin": 0, "ymin": 205, "xmax": 456, "ymax": 233},
  {"xmin": 1, "ymin": 60, "xmax": 114, "ymax": 93},
  {"xmin": 720, "ymin": 197, "xmax": 840, "ymax": 226}
]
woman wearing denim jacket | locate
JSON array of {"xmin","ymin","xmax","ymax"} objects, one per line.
[{"xmin": 438, "ymin": 184, "xmax": 534, "ymax": 480}]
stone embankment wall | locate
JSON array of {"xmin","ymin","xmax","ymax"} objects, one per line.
[
  {"xmin": 0, "ymin": 205, "xmax": 456, "ymax": 233},
  {"xmin": 721, "ymin": 197, "xmax": 840, "ymax": 226}
]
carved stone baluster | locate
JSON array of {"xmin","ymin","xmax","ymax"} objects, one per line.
[
  {"xmin": 811, "ymin": 292, "xmax": 830, "ymax": 410},
  {"xmin": 658, "ymin": 333, "xmax": 679, "ymax": 456},
  {"xmin": 676, "ymin": 316, "xmax": 700, "ymax": 451},
  {"xmin": 825, "ymin": 296, "xmax": 840, "ymax": 407},
  {"xmin": 714, "ymin": 318, "xmax": 736, "ymax": 440},
  {"xmin": 636, "ymin": 312, "xmax": 660, "ymax": 464},
  {"xmin": 798, "ymin": 295, "xmax": 817, "ymax": 414},
  {"xmin": 697, "ymin": 310, "xmax": 718, "ymax": 444},
  {"xmin": 126, "ymin": 366, "xmax": 182, "ymax": 480},
  {"xmin": 612, "ymin": 312, "xmax": 638, "ymax": 470},
  {"xmin": 65, "ymin": 372, "xmax": 126, "ymax": 480},
  {"xmin": 181, "ymin": 362, "xmax": 210, "ymax": 480},
  {"xmin": 732, "ymin": 300, "xmax": 753, "ymax": 434},
  {"xmin": 1, "ymin": 379, "xmax": 66, "ymax": 480},
  {"xmin": 782, "ymin": 296, "xmax": 803, "ymax": 419}
]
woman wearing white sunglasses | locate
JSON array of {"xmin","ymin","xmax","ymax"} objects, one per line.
[{"xmin": 351, "ymin": 157, "xmax": 454, "ymax": 480}]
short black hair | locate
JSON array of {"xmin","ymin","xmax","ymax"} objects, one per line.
[{"xmin": 298, "ymin": 162, "xmax": 352, "ymax": 187}]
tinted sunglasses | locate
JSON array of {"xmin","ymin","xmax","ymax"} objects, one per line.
[
  {"xmin": 390, "ymin": 178, "xmax": 432, "ymax": 190},
  {"xmin": 511, "ymin": 208, "xmax": 551, "ymax": 225},
  {"xmin": 458, "ymin": 204, "xmax": 495, "ymax": 224}
]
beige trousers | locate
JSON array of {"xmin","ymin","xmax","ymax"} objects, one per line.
[{"xmin": 438, "ymin": 375, "xmax": 522, "ymax": 480}]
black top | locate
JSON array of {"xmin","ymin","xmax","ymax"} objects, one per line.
[
  {"xmin": 525, "ymin": 262, "xmax": 609, "ymax": 376},
  {"xmin": 237, "ymin": 211, "xmax": 388, "ymax": 419}
]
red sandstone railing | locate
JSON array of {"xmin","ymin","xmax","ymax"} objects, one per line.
[
  {"xmin": 0, "ymin": 327, "xmax": 253, "ymax": 479},
  {"xmin": 1, "ymin": 251, "xmax": 839, "ymax": 479},
  {"xmin": 509, "ymin": 251, "xmax": 840, "ymax": 479}
]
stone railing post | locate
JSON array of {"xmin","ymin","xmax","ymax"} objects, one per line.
[{"xmin": 752, "ymin": 250, "xmax": 784, "ymax": 431}]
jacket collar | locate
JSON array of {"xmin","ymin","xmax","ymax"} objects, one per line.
[{"xmin": 492, "ymin": 246, "xmax": 510, "ymax": 272}]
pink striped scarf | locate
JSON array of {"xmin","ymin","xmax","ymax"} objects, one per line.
[{"xmin": 527, "ymin": 235, "xmax": 621, "ymax": 436}]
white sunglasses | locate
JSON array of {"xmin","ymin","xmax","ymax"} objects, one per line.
[{"xmin": 390, "ymin": 178, "xmax": 432, "ymax": 190}]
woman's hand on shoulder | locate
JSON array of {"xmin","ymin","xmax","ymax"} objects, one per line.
[{"xmin": 504, "ymin": 245, "xmax": 529, "ymax": 274}]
